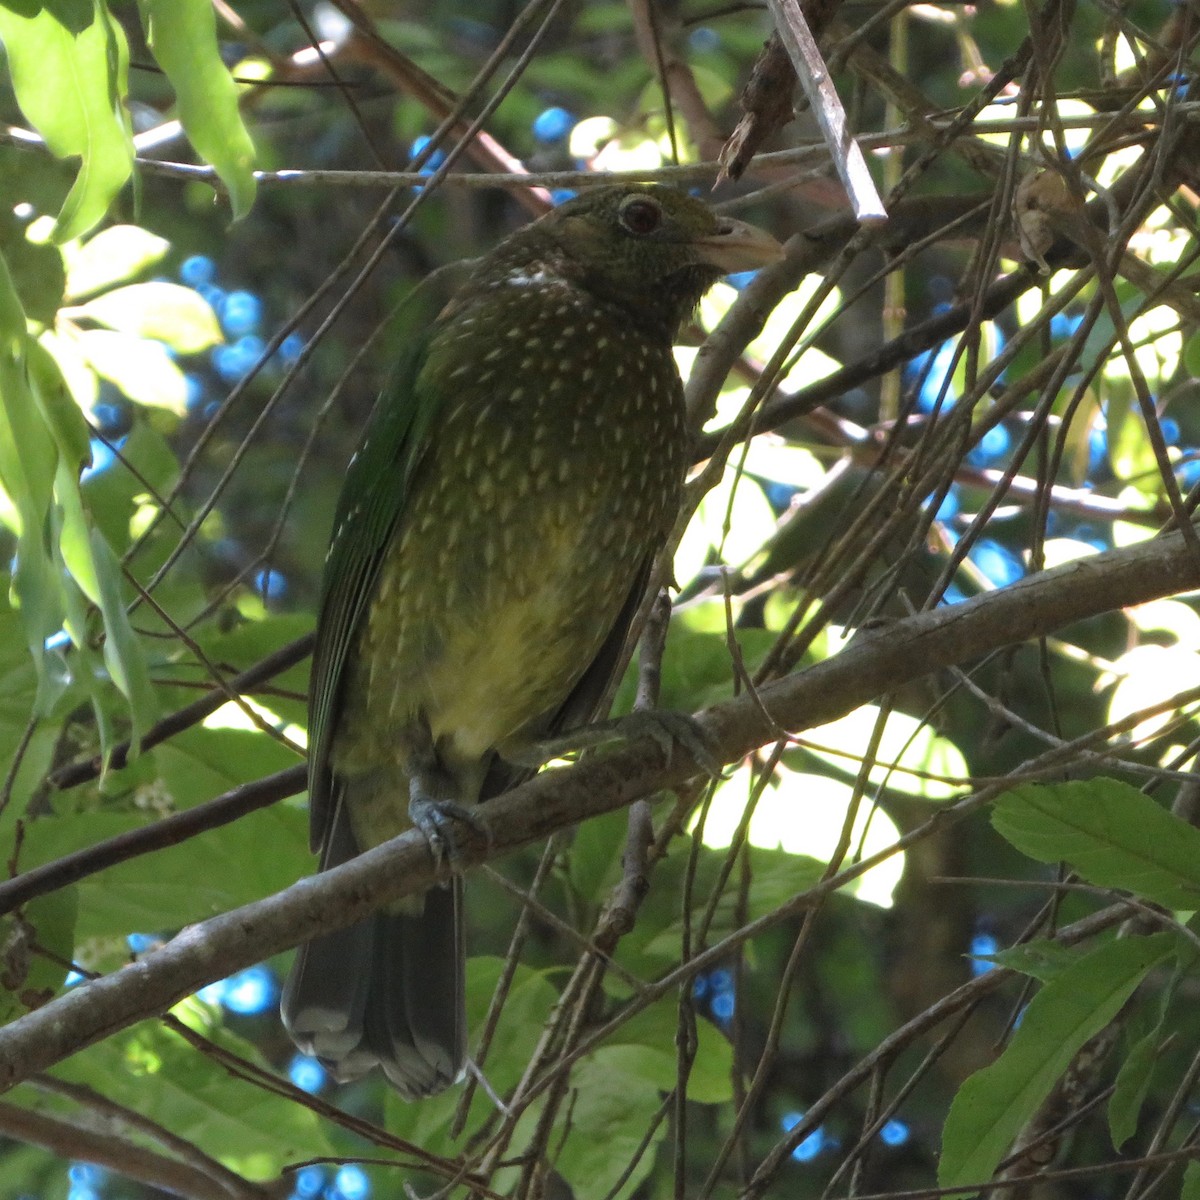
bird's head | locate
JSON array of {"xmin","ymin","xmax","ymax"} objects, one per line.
[{"xmin": 490, "ymin": 185, "xmax": 784, "ymax": 339}]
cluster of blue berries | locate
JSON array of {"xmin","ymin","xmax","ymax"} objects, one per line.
[
  {"xmin": 778, "ymin": 1110, "xmax": 909, "ymax": 1165},
  {"xmin": 289, "ymin": 1163, "xmax": 370, "ymax": 1200},
  {"xmin": 692, "ymin": 966, "xmax": 736, "ymax": 1028},
  {"xmin": 177, "ymin": 253, "xmax": 304, "ymax": 417}
]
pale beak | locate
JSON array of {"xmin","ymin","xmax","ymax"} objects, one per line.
[{"xmin": 694, "ymin": 216, "xmax": 785, "ymax": 274}]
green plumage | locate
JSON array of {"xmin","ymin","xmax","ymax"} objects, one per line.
[{"xmin": 282, "ymin": 185, "xmax": 782, "ymax": 1097}]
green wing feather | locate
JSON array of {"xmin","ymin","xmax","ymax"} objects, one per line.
[{"xmin": 307, "ymin": 337, "xmax": 439, "ymax": 851}]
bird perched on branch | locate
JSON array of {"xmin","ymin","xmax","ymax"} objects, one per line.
[{"xmin": 281, "ymin": 185, "xmax": 782, "ymax": 1097}]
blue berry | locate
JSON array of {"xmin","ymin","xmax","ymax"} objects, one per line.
[
  {"xmin": 532, "ymin": 106, "xmax": 574, "ymax": 143},
  {"xmin": 220, "ymin": 290, "xmax": 263, "ymax": 337},
  {"xmin": 179, "ymin": 254, "xmax": 216, "ymax": 287}
]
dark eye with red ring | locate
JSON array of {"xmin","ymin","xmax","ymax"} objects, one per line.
[{"xmin": 619, "ymin": 198, "xmax": 663, "ymax": 235}]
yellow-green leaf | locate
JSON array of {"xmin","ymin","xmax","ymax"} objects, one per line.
[
  {"xmin": 75, "ymin": 281, "xmax": 222, "ymax": 354},
  {"xmin": 64, "ymin": 224, "xmax": 170, "ymax": 300},
  {"xmin": 77, "ymin": 328, "xmax": 188, "ymax": 413},
  {"xmin": 0, "ymin": 2, "xmax": 134, "ymax": 240},
  {"xmin": 137, "ymin": 0, "xmax": 257, "ymax": 218}
]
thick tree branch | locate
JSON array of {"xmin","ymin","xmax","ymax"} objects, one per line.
[{"xmin": 1, "ymin": 528, "xmax": 1199, "ymax": 1089}]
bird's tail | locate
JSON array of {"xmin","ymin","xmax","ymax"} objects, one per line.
[{"xmin": 280, "ymin": 797, "xmax": 466, "ymax": 1098}]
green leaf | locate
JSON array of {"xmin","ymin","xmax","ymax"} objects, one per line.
[
  {"xmin": 0, "ymin": 605, "xmax": 51, "ymax": 802},
  {"xmin": 82, "ymin": 417, "xmax": 180, "ymax": 552},
  {"xmin": 64, "ymin": 223, "xmax": 170, "ymax": 300},
  {"xmin": 74, "ymin": 281, "xmax": 222, "ymax": 353},
  {"xmin": 0, "ymin": 252, "xmax": 62, "ymax": 706},
  {"xmin": 0, "ymin": 885, "xmax": 77, "ymax": 1022},
  {"xmin": 992, "ymin": 779, "xmax": 1200, "ymax": 909},
  {"xmin": 938, "ymin": 933, "xmax": 1176, "ymax": 1195},
  {"xmin": 44, "ymin": 0, "xmax": 94, "ymax": 35},
  {"xmin": 27, "ymin": 337, "xmax": 90, "ymax": 469},
  {"xmin": 1107, "ymin": 1024, "xmax": 1160, "ymax": 1149},
  {"xmin": 22, "ymin": 799, "xmax": 308, "ymax": 939},
  {"xmin": 1184, "ymin": 1161, "xmax": 1200, "ymax": 1200},
  {"xmin": 0, "ymin": 2, "xmax": 134, "ymax": 240},
  {"xmin": 77, "ymin": 327, "xmax": 189, "ymax": 412},
  {"xmin": 88, "ymin": 526, "xmax": 156, "ymax": 749},
  {"xmin": 558, "ymin": 1045, "xmax": 667, "ymax": 1200},
  {"xmin": 55, "ymin": 458, "xmax": 102, "ymax": 606},
  {"xmin": 48, "ymin": 1016, "xmax": 332, "ymax": 1176},
  {"xmin": 137, "ymin": 0, "xmax": 257, "ymax": 218},
  {"xmin": 984, "ymin": 938, "xmax": 1089, "ymax": 984},
  {"xmin": 1108, "ymin": 946, "xmax": 1188, "ymax": 1149},
  {"xmin": 1184, "ymin": 330, "xmax": 1200, "ymax": 382},
  {"xmin": 568, "ymin": 805, "xmax": 629, "ymax": 904},
  {"xmin": 0, "ymin": 211, "xmax": 65, "ymax": 323},
  {"xmin": 611, "ymin": 998, "xmax": 733, "ymax": 1104}
]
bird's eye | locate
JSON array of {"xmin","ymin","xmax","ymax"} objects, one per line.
[{"xmin": 619, "ymin": 198, "xmax": 663, "ymax": 235}]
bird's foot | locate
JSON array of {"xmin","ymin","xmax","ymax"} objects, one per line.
[
  {"xmin": 504, "ymin": 709, "xmax": 724, "ymax": 779},
  {"xmin": 408, "ymin": 786, "xmax": 490, "ymax": 867}
]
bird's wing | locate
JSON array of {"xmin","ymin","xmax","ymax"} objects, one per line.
[{"xmin": 307, "ymin": 338, "xmax": 439, "ymax": 852}]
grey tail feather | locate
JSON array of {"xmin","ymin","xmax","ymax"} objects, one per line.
[{"xmin": 280, "ymin": 796, "xmax": 466, "ymax": 1099}]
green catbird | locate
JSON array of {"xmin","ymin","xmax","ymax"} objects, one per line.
[{"xmin": 281, "ymin": 185, "xmax": 782, "ymax": 1097}]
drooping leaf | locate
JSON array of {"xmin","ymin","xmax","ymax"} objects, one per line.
[
  {"xmin": 0, "ymin": 2, "xmax": 134, "ymax": 240},
  {"xmin": 88, "ymin": 526, "xmax": 156, "ymax": 750},
  {"xmin": 136, "ymin": 0, "xmax": 257, "ymax": 218},
  {"xmin": 0, "ymin": 251, "xmax": 62, "ymax": 705},
  {"xmin": 1108, "ymin": 945, "xmax": 1189, "ymax": 1149},
  {"xmin": 1108, "ymin": 1023, "xmax": 1162, "ymax": 1150},
  {"xmin": 27, "ymin": 337, "xmax": 90, "ymax": 469}
]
